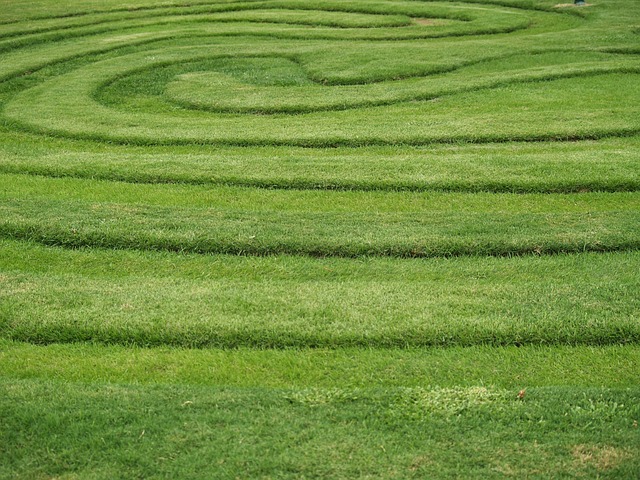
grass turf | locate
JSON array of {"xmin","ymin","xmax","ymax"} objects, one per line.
[
  {"xmin": 1, "ymin": 379, "xmax": 639, "ymax": 479},
  {"xmin": 2, "ymin": 341, "xmax": 640, "ymax": 388},
  {"xmin": 1, "ymin": 173, "xmax": 638, "ymax": 257},
  {"xmin": 1, "ymin": 241, "xmax": 638, "ymax": 348},
  {"xmin": 1, "ymin": 132, "xmax": 639, "ymax": 193},
  {"xmin": 1, "ymin": 0, "xmax": 639, "ymax": 477}
]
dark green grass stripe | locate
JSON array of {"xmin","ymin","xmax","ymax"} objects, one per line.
[
  {"xmin": 1, "ymin": 238, "xmax": 637, "ymax": 281},
  {"xmin": 1, "ymin": 379, "xmax": 638, "ymax": 478},
  {"xmin": 3, "ymin": 168, "xmax": 639, "ymax": 194},
  {"xmin": 0, "ymin": 187, "xmax": 638, "ymax": 257},
  {"xmin": 7, "ymin": 116, "xmax": 639, "ymax": 148},
  {"xmin": 1, "ymin": 133, "xmax": 638, "ymax": 194},
  {"xmin": 1, "ymin": 207, "xmax": 638, "ymax": 258},
  {"xmin": 6, "ymin": 223, "xmax": 637, "ymax": 259},
  {"xmin": 4, "ymin": 313, "xmax": 636, "ymax": 348},
  {"xmin": 5, "ymin": 173, "xmax": 637, "ymax": 212}
]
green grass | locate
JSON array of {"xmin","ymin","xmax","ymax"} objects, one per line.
[
  {"xmin": 1, "ymin": 131, "xmax": 639, "ymax": 192},
  {"xmin": 8, "ymin": 70, "xmax": 640, "ymax": 145},
  {"xmin": 8, "ymin": 172, "xmax": 638, "ymax": 212},
  {"xmin": 1, "ymin": 175, "xmax": 639, "ymax": 257},
  {"xmin": 1, "ymin": 0, "xmax": 639, "ymax": 477},
  {"xmin": 2, "ymin": 198, "xmax": 637, "ymax": 257},
  {"xmin": 1, "ymin": 240, "xmax": 638, "ymax": 347},
  {"xmin": 3, "ymin": 341, "xmax": 640, "ymax": 388},
  {"xmin": 2, "ymin": 380, "xmax": 638, "ymax": 479}
]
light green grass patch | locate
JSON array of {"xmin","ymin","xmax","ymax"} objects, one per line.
[
  {"xmin": 1, "ymin": 241, "xmax": 638, "ymax": 347},
  {"xmin": 2, "ymin": 341, "xmax": 639, "ymax": 388}
]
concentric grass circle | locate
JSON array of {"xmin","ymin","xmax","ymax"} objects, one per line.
[
  {"xmin": 2, "ymin": 8, "xmax": 640, "ymax": 477},
  {"xmin": 0, "ymin": 0, "xmax": 639, "ymax": 350},
  {"xmin": 0, "ymin": 0, "xmax": 639, "ymax": 260},
  {"xmin": 2, "ymin": 0, "xmax": 638, "ymax": 147}
]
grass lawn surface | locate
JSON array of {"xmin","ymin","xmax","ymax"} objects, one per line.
[{"xmin": 1, "ymin": 0, "xmax": 639, "ymax": 477}]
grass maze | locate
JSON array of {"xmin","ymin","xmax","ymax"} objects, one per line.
[{"xmin": 1, "ymin": 0, "xmax": 639, "ymax": 477}]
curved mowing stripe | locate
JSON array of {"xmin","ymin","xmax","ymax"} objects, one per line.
[
  {"xmin": 1, "ymin": 175, "xmax": 638, "ymax": 258},
  {"xmin": 1, "ymin": 2, "xmax": 639, "ymax": 475},
  {"xmin": 0, "ymin": 0, "xmax": 604, "ymax": 150},
  {"xmin": 0, "ymin": 0, "xmax": 637, "ymax": 258},
  {"xmin": 1, "ymin": 134, "xmax": 638, "ymax": 194},
  {"xmin": 6, "ymin": 69, "xmax": 640, "ymax": 146},
  {"xmin": 1, "ymin": 242, "xmax": 639, "ymax": 348},
  {"xmin": 0, "ymin": 0, "xmax": 548, "ymax": 74},
  {"xmin": 2, "ymin": 342, "xmax": 640, "ymax": 388},
  {"xmin": 1, "ymin": 197, "xmax": 638, "ymax": 257},
  {"xmin": 4, "ymin": 173, "xmax": 639, "ymax": 212}
]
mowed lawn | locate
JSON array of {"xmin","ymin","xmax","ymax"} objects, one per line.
[{"xmin": 0, "ymin": 0, "xmax": 639, "ymax": 478}]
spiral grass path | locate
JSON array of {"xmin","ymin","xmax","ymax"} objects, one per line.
[{"xmin": 1, "ymin": 0, "xmax": 639, "ymax": 477}]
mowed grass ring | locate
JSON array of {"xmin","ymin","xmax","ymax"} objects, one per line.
[
  {"xmin": 0, "ymin": 0, "xmax": 637, "ymax": 253},
  {"xmin": 3, "ymin": 14, "xmax": 639, "ymax": 145},
  {"xmin": 3, "ymin": 0, "xmax": 634, "ymax": 147},
  {"xmin": 0, "ymin": 0, "xmax": 638, "ymax": 259}
]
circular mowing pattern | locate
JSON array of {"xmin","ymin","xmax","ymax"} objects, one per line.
[
  {"xmin": 0, "ymin": 0, "xmax": 532, "ymax": 83},
  {"xmin": 0, "ymin": 2, "xmax": 639, "ymax": 267},
  {"xmin": 5, "ymin": 0, "xmax": 640, "ymax": 148}
]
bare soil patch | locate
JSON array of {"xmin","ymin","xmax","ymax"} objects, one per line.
[
  {"xmin": 554, "ymin": 3, "xmax": 593, "ymax": 7},
  {"xmin": 413, "ymin": 18, "xmax": 438, "ymax": 26}
]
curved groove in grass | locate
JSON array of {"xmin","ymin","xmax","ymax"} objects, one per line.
[
  {"xmin": 0, "ymin": 0, "xmax": 582, "ymax": 86},
  {"xmin": 1, "ymin": 243, "xmax": 639, "ymax": 349},
  {"xmin": 3, "ymin": 168, "xmax": 639, "ymax": 194},
  {"xmin": 1, "ymin": 133, "xmax": 637, "ymax": 194},
  {"xmin": 159, "ymin": 63, "xmax": 640, "ymax": 115},
  {"xmin": 0, "ymin": 0, "xmax": 566, "ymax": 26},
  {"xmin": 5, "ymin": 54, "xmax": 639, "ymax": 146},
  {"xmin": 0, "ymin": 1, "xmax": 544, "ymax": 51},
  {"xmin": 0, "ymin": 193, "xmax": 637, "ymax": 258}
]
